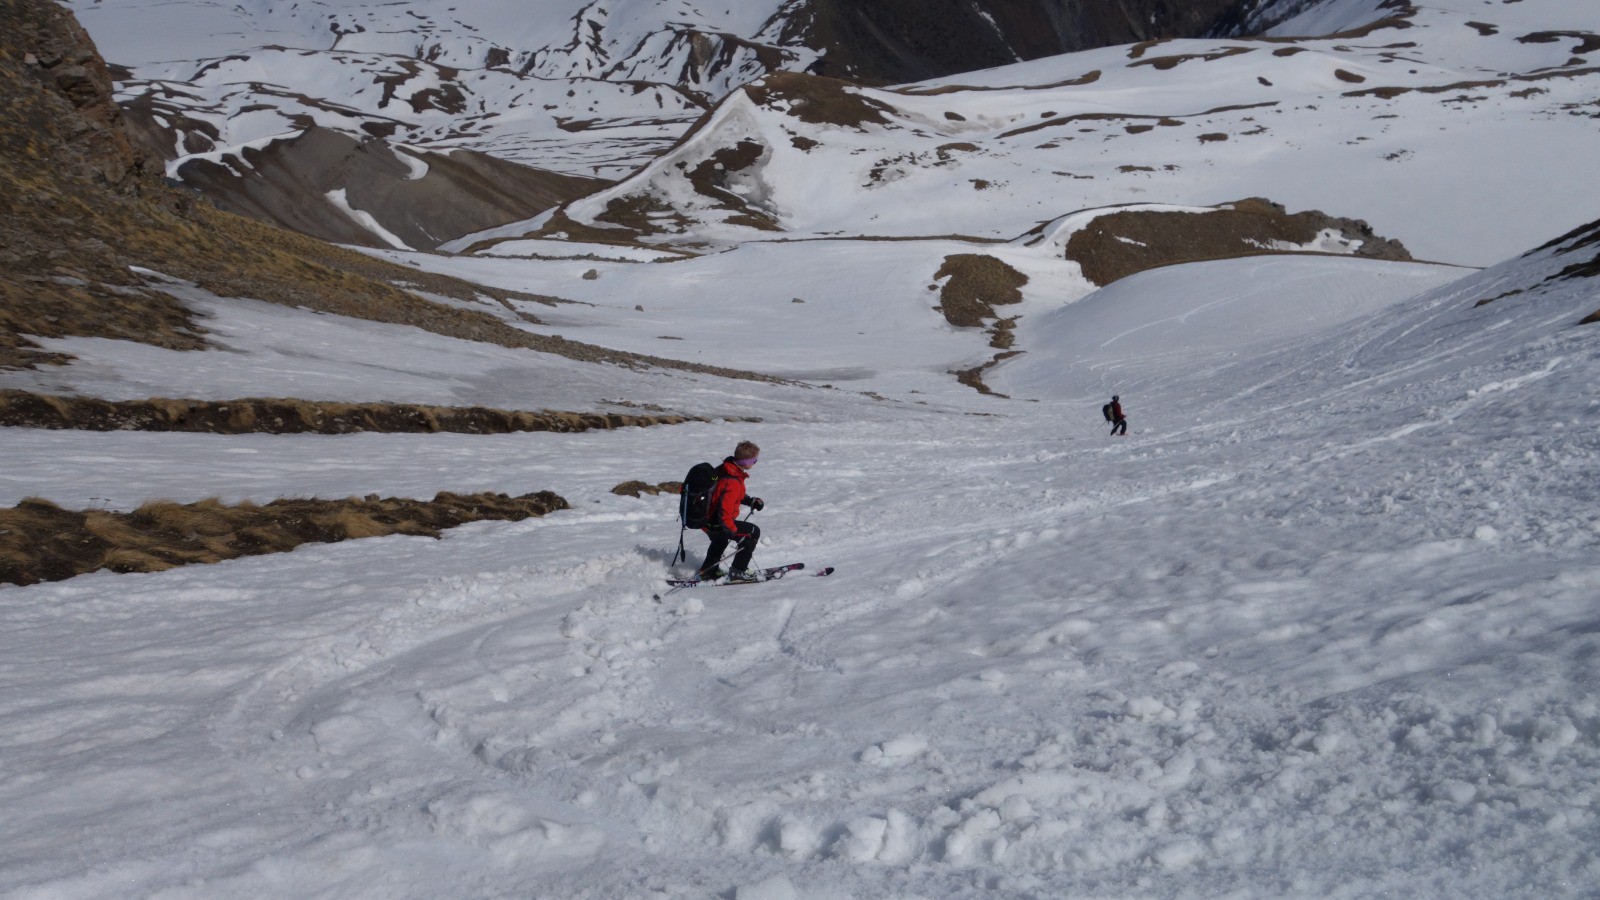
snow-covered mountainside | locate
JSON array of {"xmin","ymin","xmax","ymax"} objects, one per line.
[
  {"xmin": 66, "ymin": 0, "xmax": 1600, "ymax": 261},
  {"xmin": 59, "ymin": 0, "xmax": 1432, "ymax": 249},
  {"xmin": 4, "ymin": 0, "xmax": 1600, "ymax": 896},
  {"xmin": 504, "ymin": 0, "xmax": 1600, "ymax": 266},
  {"xmin": 4, "ymin": 210, "xmax": 1598, "ymax": 899},
  {"xmin": 72, "ymin": 0, "xmax": 1253, "ymax": 186}
]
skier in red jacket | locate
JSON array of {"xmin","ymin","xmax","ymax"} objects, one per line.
[
  {"xmin": 699, "ymin": 440, "xmax": 765, "ymax": 582},
  {"xmin": 1109, "ymin": 395, "xmax": 1127, "ymax": 436}
]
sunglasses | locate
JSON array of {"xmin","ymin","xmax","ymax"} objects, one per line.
[{"xmin": 735, "ymin": 457, "xmax": 759, "ymax": 467}]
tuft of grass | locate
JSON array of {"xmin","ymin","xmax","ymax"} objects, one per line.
[
  {"xmin": 0, "ymin": 391, "xmax": 764, "ymax": 435},
  {"xmin": 97, "ymin": 547, "xmax": 178, "ymax": 575},
  {"xmin": 0, "ymin": 490, "xmax": 570, "ymax": 587}
]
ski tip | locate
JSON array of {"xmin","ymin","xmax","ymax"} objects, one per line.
[{"xmin": 817, "ymin": 566, "xmax": 835, "ymax": 576}]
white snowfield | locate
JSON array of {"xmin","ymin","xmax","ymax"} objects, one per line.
[
  {"xmin": 3, "ymin": 230, "xmax": 1598, "ymax": 897},
  {"xmin": 2, "ymin": 0, "xmax": 1598, "ymax": 895}
]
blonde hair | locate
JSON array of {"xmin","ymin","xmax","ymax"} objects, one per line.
[{"xmin": 733, "ymin": 440, "xmax": 760, "ymax": 460}]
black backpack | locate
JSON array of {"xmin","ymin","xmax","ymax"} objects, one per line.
[
  {"xmin": 1102, "ymin": 402, "xmax": 1114, "ymax": 422},
  {"xmin": 679, "ymin": 461, "xmax": 719, "ymax": 529},
  {"xmin": 673, "ymin": 461, "xmax": 720, "ymax": 564}
]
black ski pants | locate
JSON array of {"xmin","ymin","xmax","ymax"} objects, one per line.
[
  {"xmin": 1110, "ymin": 416, "xmax": 1127, "ymax": 436},
  {"xmin": 702, "ymin": 521, "xmax": 760, "ymax": 574}
]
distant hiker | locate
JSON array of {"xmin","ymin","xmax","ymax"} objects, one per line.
[
  {"xmin": 698, "ymin": 440, "xmax": 765, "ymax": 583},
  {"xmin": 1108, "ymin": 395, "xmax": 1127, "ymax": 436}
]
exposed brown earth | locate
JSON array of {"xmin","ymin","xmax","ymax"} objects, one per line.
[
  {"xmin": 1062, "ymin": 198, "xmax": 1412, "ymax": 286},
  {"xmin": 0, "ymin": 391, "xmax": 734, "ymax": 435},
  {"xmin": 931, "ymin": 253, "xmax": 1030, "ymax": 395},
  {"xmin": 952, "ymin": 350, "xmax": 1024, "ymax": 397},
  {"xmin": 0, "ymin": 491, "xmax": 569, "ymax": 587},
  {"xmin": 1517, "ymin": 31, "xmax": 1600, "ymax": 56},
  {"xmin": 933, "ymin": 254, "xmax": 1029, "ymax": 348},
  {"xmin": 1130, "ymin": 46, "xmax": 1255, "ymax": 70},
  {"xmin": 685, "ymin": 137, "xmax": 781, "ymax": 231},
  {"xmin": 999, "ymin": 109, "xmax": 1189, "ymax": 140},
  {"xmin": 744, "ymin": 72, "xmax": 896, "ymax": 129}
]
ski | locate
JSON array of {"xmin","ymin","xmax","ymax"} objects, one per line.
[{"xmin": 663, "ymin": 563, "xmax": 834, "ymax": 589}]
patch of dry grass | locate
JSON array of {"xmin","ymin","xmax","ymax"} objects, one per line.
[
  {"xmin": 932, "ymin": 254, "xmax": 1029, "ymax": 346},
  {"xmin": 0, "ymin": 491, "xmax": 569, "ymax": 586},
  {"xmin": 0, "ymin": 391, "xmax": 757, "ymax": 434},
  {"xmin": 611, "ymin": 480, "xmax": 683, "ymax": 498},
  {"xmin": 1063, "ymin": 198, "xmax": 1411, "ymax": 286}
]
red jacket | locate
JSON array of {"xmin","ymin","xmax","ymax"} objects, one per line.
[
  {"xmin": 706, "ymin": 458, "xmax": 748, "ymax": 532},
  {"xmin": 1110, "ymin": 400, "xmax": 1125, "ymax": 420}
]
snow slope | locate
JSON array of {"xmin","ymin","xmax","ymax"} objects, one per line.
[
  {"xmin": 4, "ymin": 222, "xmax": 1598, "ymax": 896},
  {"xmin": 3, "ymin": 0, "xmax": 1599, "ymax": 896}
]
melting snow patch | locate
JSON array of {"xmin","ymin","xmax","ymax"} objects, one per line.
[
  {"xmin": 735, "ymin": 874, "xmax": 798, "ymax": 900},
  {"xmin": 861, "ymin": 734, "xmax": 928, "ymax": 765},
  {"xmin": 326, "ymin": 188, "xmax": 413, "ymax": 250},
  {"xmin": 1247, "ymin": 227, "xmax": 1361, "ymax": 254}
]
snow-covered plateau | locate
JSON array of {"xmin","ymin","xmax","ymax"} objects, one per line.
[{"xmin": 3, "ymin": 0, "xmax": 1600, "ymax": 897}]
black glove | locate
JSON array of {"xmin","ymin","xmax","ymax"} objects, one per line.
[{"xmin": 744, "ymin": 497, "xmax": 765, "ymax": 512}]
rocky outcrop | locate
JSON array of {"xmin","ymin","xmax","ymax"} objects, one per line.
[
  {"xmin": 0, "ymin": 0, "xmax": 192, "ymax": 368},
  {"xmin": 783, "ymin": 0, "xmax": 1252, "ymax": 85},
  {"xmin": 3, "ymin": 0, "xmax": 144, "ymax": 191}
]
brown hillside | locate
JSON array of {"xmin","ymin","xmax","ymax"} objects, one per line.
[{"xmin": 0, "ymin": 0, "xmax": 776, "ymax": 389}]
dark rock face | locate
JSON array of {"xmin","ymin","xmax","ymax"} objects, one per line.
[
  {"xmin": 0, "ymin": 0, "xmax": 192, "ymax": 368},
  {"xmin": 1, "ymin": 0, "xmax": 146, "ymax": 192},
  {"xmin": 784, "ymin": 0, "xmax": 1252, "ymax": 85}
]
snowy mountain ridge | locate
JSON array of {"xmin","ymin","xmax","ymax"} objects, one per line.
[
  {"xmin": 64, "ymin": 0, "xmax": 1433, "ymax": 249},
  {"xmin": 497, "ymin": 0, "xmax": 1600, "ymax": 266}
]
